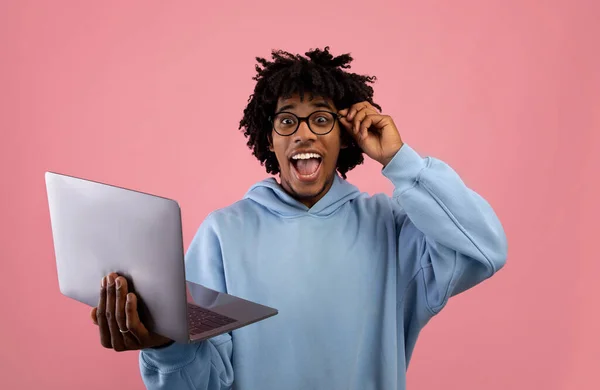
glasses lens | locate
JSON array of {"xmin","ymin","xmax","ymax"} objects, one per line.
[
  {"xmin": 272, "ymin": 113, "xmax": 298, "ymax": 135},
  {"xmin": 308, "ymin": 111, "xmax": 335, "ymax": 134}
]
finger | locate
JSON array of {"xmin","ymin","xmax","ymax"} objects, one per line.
[
  {"xmin": 352, "ymin": 107, "xmax": 367, "ymax": 134},
  {"xmin": 339, "ymin": 116, "xmax": 353, "ymax": 131},
  {"xmin": 90, "ymin": 307, "xmax": 98, "ymax": 326},
  {"xmin": 126, "ymin": 293, "xmax": 149, "ymax": 345},
  {"xmin": 364, "ymin": 114, "xmax": 388, "ymax": 130},
  {"xmin": 359, "ymin": 116, "xmax": 375, "ymax": 140},
  {"xmin": 117, "ymin": 278, "xmax": 138, "ymax": 349},
  {"xmin": 105, "ymin": 273, "xmax": 126, "ymax": 351},
  {"xmin": 339, "ymin": 116, "xmax": 362, "ymax": 144},
  {"xmin": 96, "ymin": 277, "xmax": 112, "ymax": 348},
  {"xmin": 115, "ymin": 276, "xmax": 129, "ymax": 334},
  {"xmin": 352, "ymin": 107, "xmax": 378, "ymax": 134},
  {"xmin": 340, "ymin": 111, "xmax": 368, "ymax": 142},
  {"xmin": 347, "ymin": 101, "xmax": 373, "ymax": 120}
]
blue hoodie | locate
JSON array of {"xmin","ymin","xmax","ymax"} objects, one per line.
[{"xmin": 139, "ymin": 144, "xmax": 507, "ymax": 390}]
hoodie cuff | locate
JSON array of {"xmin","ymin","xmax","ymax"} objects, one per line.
[{"xmin": 381, "ymin": 144, "xmax": 428, "ymax": 195}]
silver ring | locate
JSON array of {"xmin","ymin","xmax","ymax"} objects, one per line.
[{"xmin": 119, "ymin": 328, "xmax": 130, "ymax": 334}]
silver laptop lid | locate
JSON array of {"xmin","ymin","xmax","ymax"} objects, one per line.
[{"xmin": 45, "ymin": 172, "xmax": 190, "ymax": 343}]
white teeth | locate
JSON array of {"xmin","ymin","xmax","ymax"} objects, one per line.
[{"xmin": 291, "ymin": 153, "xmax": 322, "ymax": 160}]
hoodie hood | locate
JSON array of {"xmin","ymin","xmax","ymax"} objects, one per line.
[{"xmin": 244, "ymin": 174, "xmax": 361, "ymax": 218}]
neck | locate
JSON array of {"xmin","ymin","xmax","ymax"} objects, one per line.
[
  {"xmin": 298, "ymin": 194, "xmax": 324, "ymax": 208},
  {"xmin": 280, "ymin": 175, "xmax": 335, "ymax": 209}
]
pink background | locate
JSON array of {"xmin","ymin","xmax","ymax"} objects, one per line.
[{"xmin": 2, "ymin": 0, "xmax": 598, "ymax": 389}]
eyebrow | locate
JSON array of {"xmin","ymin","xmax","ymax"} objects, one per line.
[{"xmin": 276, "ymin": 100, "xmax": 334, "ymax": 114}]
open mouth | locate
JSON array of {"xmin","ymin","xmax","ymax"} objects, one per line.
[{"xmin": 290, "ymin": 152, "xmax": 323, "ymax": 182}]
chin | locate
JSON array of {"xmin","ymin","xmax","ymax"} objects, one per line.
[
  {"xmin": 292, "ymin": 181, "xmax": 327, "ymax": 198},
  {"xmin": 283, "ymin": 163, "xmax": 335, "ymax": 202}
]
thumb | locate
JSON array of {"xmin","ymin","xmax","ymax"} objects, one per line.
[
  {"xmin": 339, "ymin": 116, "xmax": 361, "ymax": 143},
  {"xmin": 90, "ymin": 307, "xmax": 98, "ymax": 325},
  {"xmin": 339, "ymin": 116, "xmax": 353, "ymax": 131}
]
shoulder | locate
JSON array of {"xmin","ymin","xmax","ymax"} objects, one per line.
[
  {"xmin": 350, "ymin": 191, "xmax": 397, "ymax": 213},
  {"xmin": 200, "ymin": 198, "xmax": 263, "ymax": 231},
  {"xmin": 346, "ymin": 189, "xmax": 411, "ymax": 232}
]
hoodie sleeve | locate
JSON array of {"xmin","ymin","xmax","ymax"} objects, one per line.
[
  {"xmin": 381, "ymin": 144, "xmax": 508, "ymax": 319},
  {"xmin": 139, "ymin": 213, "xmax": 234, "ymax": 390}
]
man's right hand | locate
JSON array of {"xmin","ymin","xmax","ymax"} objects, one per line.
[{"xmin": 90, "ymin": 272, "xmax": 173, "ymax": 352}]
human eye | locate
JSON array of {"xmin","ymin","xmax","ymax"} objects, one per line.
[
  {"xmin": 276, "ymin": 114, "xmax": 296, "ymax": 126},
  {"xmin": 311, "ymin": 112, "xmax": 333, "ymax": 126}
]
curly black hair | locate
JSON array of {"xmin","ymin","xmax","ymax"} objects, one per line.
[{"xmin": 238, "ymin": 46, "xmax": 381, "ymax": 179}]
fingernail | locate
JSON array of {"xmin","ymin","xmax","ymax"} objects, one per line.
[
  {"xmin": 126, "ymin": 294, "xmax": 132, "ymax": 303},
  {"xmin": 115, "ymin": 278, "xmax": 121, "ymax": 289},
  {"xmin": 107, "ymin": 275, "xmax": 114, "ymax": 286},
  {"xmin": 101, "ymin": 277, "xmax": 106, "ymax": 287}
]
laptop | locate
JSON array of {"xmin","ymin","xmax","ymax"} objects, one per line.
[{"xmin": 45, "ymin": 171, "xmax": 278, "ymax": 344}]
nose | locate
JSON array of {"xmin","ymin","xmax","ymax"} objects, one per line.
[{"xmin": 293, "ymin": 119, "xmax": 317, "ymax": 143}]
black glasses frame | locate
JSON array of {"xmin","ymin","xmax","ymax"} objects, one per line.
[{"xmin": 268, "ymin": 110, "xmax": 344, "ymax": 136}]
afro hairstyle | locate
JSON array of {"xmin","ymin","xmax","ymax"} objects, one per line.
[{"xmin": 238, "ymin": 46, "xmax": 381, "ymax": 179}]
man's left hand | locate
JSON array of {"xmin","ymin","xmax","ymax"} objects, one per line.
[{"xmin": 339, "ymin": 101, "xmax": 404, "ymax": 167}]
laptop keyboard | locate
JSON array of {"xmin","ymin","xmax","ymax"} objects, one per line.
[{"xmin": 187, "ymin": 303, "xmax": 237, "ymax": 334}]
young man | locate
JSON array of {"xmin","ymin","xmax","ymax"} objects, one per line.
[{"xmin": 92, "ymin": 47, "xmax": 507, "ymax": 389}]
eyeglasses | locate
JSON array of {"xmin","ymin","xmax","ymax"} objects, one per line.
[{"xmin": 268, "ymin": 110, "xmax": 343, "ymax": 136}]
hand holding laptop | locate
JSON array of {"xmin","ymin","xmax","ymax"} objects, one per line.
[
  {"xmin": 90, "ymin": 272, "xmax": 173, "ymax": 351},
  {"xmin": 46, "ymin": 172, "xmax": 278, "ymax": 346}
]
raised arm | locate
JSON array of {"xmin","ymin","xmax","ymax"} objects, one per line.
[{"xmin": 384, "ymin": 143, "xmax": 507, "ymax": 316}]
